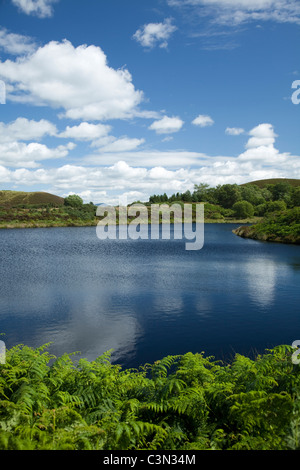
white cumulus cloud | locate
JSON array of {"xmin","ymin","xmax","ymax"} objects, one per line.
[
  {"xmin": 133, "ymin": 18, "xmax": 177, "ymax": 49},
  {"xmin": 0, "ymin": 117, "xmax": 57, "ymax": 143},
  {"xmin": 192, "ymin": 114, "xmax": 214, "ymax": 127},
  {"xmin": 0, "ymin": 117, "xmax": 76, "ymax": 168},
  {"xmin": 238, "ymin": 123, "xmax": 289, "ymax": 164},
  {"xmin": 148, "ymin": 116, "xmax": 184, "ymax": 134},
  {"xmin": 0, "ymin": 120, "xmax": 298, "ymax": 203},
  {"xmin": 245, "ymin": 123, "xmax": 277, "ymax": 149},
  {"xmin": 0, "ymin": 28, "xmax": 37, "ymax": 55},
  {"xmin": 225, "ymin": 127, "xmax": 245, "ymax": 135},
  {"xmin": 0, "ymin": 39, "xmax": 144, "ymax": 121},
  {"xmin": 0, "ymin": 141, "xmax": 75, "ymax": 168},
  {"xmin": 11, "ymin": 0, "xmax": 59, "ymax": 18},
  {"xmin": 58, "ymin": 122, "xmax": 112, "ymax": 141}
]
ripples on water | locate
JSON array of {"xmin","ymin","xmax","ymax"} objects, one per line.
[{"xmin": 0, "ymin": 224, "xmax": 299, "ymax": 368}]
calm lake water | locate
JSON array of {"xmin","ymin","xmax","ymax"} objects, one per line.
[{"xmin": 0, "ymin": 223, "xmax": 299, "ymax": 368}]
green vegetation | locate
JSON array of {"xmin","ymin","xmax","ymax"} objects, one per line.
[
  {"xmin": 64, "ymin": 194, "xmax": 84, "ymax": 208},
  {"xmin": 0, "ymin": 342, "xmax": 300, "ymax": 450},
  {"xmin": 0, "ymin": 192, "xmax": 98, "ymax": 229},
  {"xmin": 149, "ymin": 179, "xmax": 300, "ymax": 213},
  {"xmin": 0, "ymin": 179, "xmax": 299, "ymax": 233},
  {"xmin": 233, "ymin": 207, "xmax": 300, "ymax": 244},
  {"xmin": 232, "ymin": 201, "xmax": 255, "ymax": 219},
  {"xmin": 149, "ymin": 179, "xmax": 300, "ymax": 242},
  {"xmin": 149, "ymin": 179, "xmax": 300, "ymax": 222}
]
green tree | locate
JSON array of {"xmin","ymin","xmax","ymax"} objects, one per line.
[
  {"xmin": 233, "ymin": 200, "xmax": 255, "ymax": 218},
  {"xmin": 193, "ymin": 184, "xmax": 218, "ymax": 204},
  {"xmin": 240, "ymin": 185, "xmax": 266, "ymax": 206},
  {"xmin": 215, "ymin": 184, "xmax": 242, "ymax": 209},
  {"xmin": 193, "ymin": 183, "xmax": 210, "ymax": 202},
  {"xmin": 181, "ymin": 190, "xmax": 193, "ymax": 202},
  {"xmin": 255, "ymin": 200, "xmax": 287, "ymax": 217},
  {"xmin": 64, "ymin": 195, "xmax": 83, "ymax": 208},
  {"xmin": 267, "ymin": 182, "xmax": 292, "ymax": 203},
  {"xmin": 261, "ymin": 187, "xmax": 273, "ymax": 202},
  {"xmin": 291, "ymin": 187, "xmax": 300, "ymax": 207}
]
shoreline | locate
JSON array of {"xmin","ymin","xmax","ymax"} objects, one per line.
[
  {"xmin": 233, "ymin": 224, "xmax": 300, "ymax": 245},
  {"xmin": 0, "ymin": 218, "xmax": 258, "ymax": 230}
]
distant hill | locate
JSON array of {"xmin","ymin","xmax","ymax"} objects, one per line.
[
  {"xmin": 241, "ymin": 178, "xmax": 300, "ymax": 188},
  {"xmin": 0, "ymin": 190, "xmax": 64, "ymax": 208}
]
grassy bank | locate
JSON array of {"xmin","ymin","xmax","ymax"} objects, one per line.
[
  {"xmin": 0, "ymin": 204, "xmax": 98, "ymax": 229},
  {"xmin": 0, "ymin": 203, "xmax": 261, "ymax": 230},
  {"xmin": 0, "ymin": 341, "xmax": 299, "ymax": 450},
  {"xmin": 0, "ymin": 219, "xmax": 98, "ymax": 229}
]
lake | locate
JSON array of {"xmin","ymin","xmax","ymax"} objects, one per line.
[{"xmin": 0, "ymin": 223, "xmax": 299, "ymax": 369}]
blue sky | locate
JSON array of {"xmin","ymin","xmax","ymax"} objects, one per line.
[{"xmin": 0, "ymin": 0, "xmax": 299, "ymax": 204}]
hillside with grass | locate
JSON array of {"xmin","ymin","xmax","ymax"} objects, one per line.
[
  {"xmin": 0, "ymin": 192, "xmax": 98, "ymax": 229},
  {"xmin": 0, "ymin": 190, "xmax": 64, "ymax": 208},
  {"xmin": 241, "ymin": 178, "xmax": 300, "ymax": 189}
]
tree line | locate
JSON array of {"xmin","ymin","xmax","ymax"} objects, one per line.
[{"xmin": 149, "ymin": 181, "xmax": 300, "ymax": 219}]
